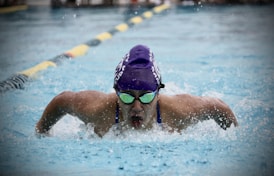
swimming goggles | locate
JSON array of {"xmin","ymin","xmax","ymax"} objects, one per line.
[{"xmin": 117, "ymin": 91, "xmax": 157, "ymax": 104}]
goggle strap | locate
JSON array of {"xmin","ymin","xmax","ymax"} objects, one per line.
[
  {"xmin": 115, "ymin": 102, "xmax": 119, "ymax": 124},
  {"xmin": 156, "ymin": 102, "xmax": 162, "ymax": 124}
]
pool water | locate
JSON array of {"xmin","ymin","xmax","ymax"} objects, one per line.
[{"xmin": 0, "ymin": 4, "xmax": 274, "ymax": 176}]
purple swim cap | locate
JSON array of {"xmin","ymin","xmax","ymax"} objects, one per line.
[{"xmin": 114, "ymin": 45, "xmax": 164, "ymax": 91}]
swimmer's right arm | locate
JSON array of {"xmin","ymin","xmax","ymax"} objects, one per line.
[
  {"xmin": 35, "ymin": 91, "xmax": 75, "ymax": 134},
  {"xmin": 35, "ymin": 91, "xmax": 92, "ymax": 134},
  {"xmin": 36, "ymin": 91, "xmax": 116, "ymax": 137}
]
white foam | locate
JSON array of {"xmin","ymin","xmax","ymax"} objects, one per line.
[
  {"xmin": 182, "ymin": 120, "xmax": 238, "ymax": 141},
  {"xmin": 49, "ymin": 114, "xmax": 238, "ymax": 143},
  {"xmin": 49, "ymin": 115, "xmax": 85, "ymax": 139}
]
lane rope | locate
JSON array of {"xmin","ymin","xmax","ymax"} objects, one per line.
[
  {"xmin": 0, "ymin": 5, "xmax": 27, "ymax": 14},
  {"xmin": 0, "ymin": 4, "xmax": 170, "ymax": 93}
]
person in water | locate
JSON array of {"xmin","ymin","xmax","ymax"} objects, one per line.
[{"xmin": 36, "ymin": 44, "xmax": 238, "ymax": 137}]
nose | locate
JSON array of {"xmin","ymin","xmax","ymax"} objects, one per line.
[{"xmin": 131, "ymin": 99, "xmax": 143, "ymax": 113}]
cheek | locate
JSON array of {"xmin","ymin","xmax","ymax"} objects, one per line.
[
  {"xmin": 145, "ymin": 107, "xmax": 154, "ymax": 118},
  {"xmin": 122, "ymin": 106, "xmax": 130, "ymax": 114},
  {"xmin": 143, "ymin": 101, "xmax": 157, "ymax": 115},
  {"xmin": 119, "ymin": 103, "xmax": 130, "ymax": 115}
]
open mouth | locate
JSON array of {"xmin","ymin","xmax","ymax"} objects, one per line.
[{"xmin": 131, "ymin": 116, "xmax": 143, "ymax": 128}]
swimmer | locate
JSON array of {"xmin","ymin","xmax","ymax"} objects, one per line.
[{"xmin": 36, "ymin": 44, "xmax": 238, "ymax": 137}]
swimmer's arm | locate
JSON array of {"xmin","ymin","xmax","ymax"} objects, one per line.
[
  {"xmin": 189, "ymin": 96, "xmax": 238, "ymax": 130},
  {"xmin": 36, "ymin": 91, "xmax": 116, "ymax": 136},
  {"xmin": 164, "ymin": 94, "xmax": 238, "ymax": 130},
  {"xmin": 206, "ymin": 97, "xmax": 238, "ymax": 129},
  {"xmin": 35, "ymin": 91, "xmax": 76, "ymax": 134}
]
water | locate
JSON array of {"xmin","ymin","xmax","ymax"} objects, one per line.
[{"xmin": 0, "ymin": 5, "xmax": 274, "ymax": 176}]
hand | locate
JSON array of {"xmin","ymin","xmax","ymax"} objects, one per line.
[
  {"xmin": 35, "ymin": 127, "xmax": 51, "ymax": 138},
  {"xmin": 214, "ymin": 114, "xmax": 238, "ymax": 130}
]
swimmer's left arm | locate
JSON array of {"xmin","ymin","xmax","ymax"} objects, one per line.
[
  {"xmin": 201, "ymin": 97, "xmax": 238, "ymax": 129},
  {"xmin": 162, "ymin": 94, "xmax": 238, "ymax": 130}
]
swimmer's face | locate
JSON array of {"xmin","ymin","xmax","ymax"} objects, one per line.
[{"xmin": 117, "ymin": 90, "xmax": 158, "ymax": 130}]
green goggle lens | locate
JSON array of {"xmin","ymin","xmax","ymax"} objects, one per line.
[
  {"xmin": 119, "ymin": 93, "xmax": 135, "ymax": 104},
  {"xmin": 118, "ymin": 92, "xmax": 156, "ymax": 104}
]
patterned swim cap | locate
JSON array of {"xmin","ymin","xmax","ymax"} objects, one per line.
[{"xmin": 114, "ymin": 45, "xmax": 164, "ymax": 91}]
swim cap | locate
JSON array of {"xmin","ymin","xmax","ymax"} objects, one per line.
[{"xmin": 114, "ymin": 45, "xmax": 164, "ymax": 91}]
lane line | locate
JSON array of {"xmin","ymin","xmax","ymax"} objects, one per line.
[
  {"xmin": 0, "ymin": 4, "xmax": 170, "ymax": 93},
  {"xmin": 0, "ymin": 5, "xmax": 27, "ymax": 14}
]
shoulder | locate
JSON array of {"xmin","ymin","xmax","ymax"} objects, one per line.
[
  {"xmin": 158, "ymin": 94, "xmax": 194, "ymax": 115},
  {"xmin": 159, "ymin": 93, "xmax": 222, "ymax": 104},
  {"xmin": 159, "ymin": 93, "xmax": 232, "ymax": 115},
  {"xmin": 159, "ymin": 94, "xmax": 203, "ymax": 105},
  {"xmin": 158, "ymin": 93, "xmax": 222, "ymax": 114}
]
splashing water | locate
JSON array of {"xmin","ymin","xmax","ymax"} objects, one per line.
[{"xmin": 0, "ymin": 5, "xmax": 273, "ymax": 176}]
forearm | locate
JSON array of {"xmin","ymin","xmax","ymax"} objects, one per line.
[
  {"xmin": 35, "ymin": 106, "xmax": 66, "ymax": 133},
  {"xmin": 36, "ymin": 92, "xmax": 72, "ymax": 133}
]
